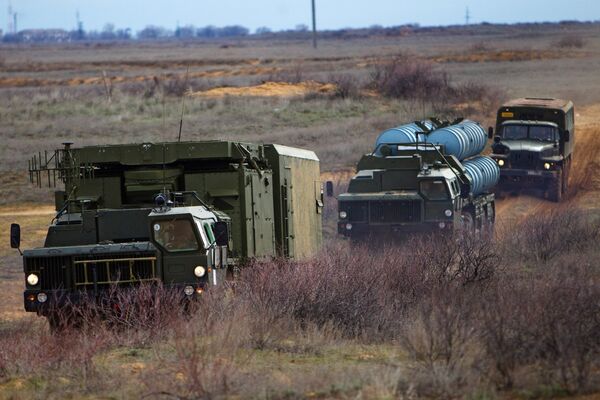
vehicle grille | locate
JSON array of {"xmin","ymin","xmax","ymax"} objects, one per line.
[
  {"xmin": 73, "ymin": 252, "xmax": 157, "ymax": 287},
  {"xmin": 343, "ymin": 201, "xmax": 368, "ymax": 222},
  {"xmin": 510, "ymin": 151, "xmax": 539, "ymax": 168},
  {"xmin": 369, "ymin": 200, "xmax": 421, "ymax": 223},
  {"xmin": 25, "ymin": 256, "xmax": 72, "ymax": 290},
  {"xmin": 24, "ymin": 251, "xmax": 158, "ymax": 290}
]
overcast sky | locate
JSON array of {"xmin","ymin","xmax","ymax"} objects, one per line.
[{"xmin": 1, "ymin": 0, "xmax": 598, "ymax": 33}]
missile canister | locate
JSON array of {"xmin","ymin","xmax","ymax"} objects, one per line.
[
  {"xmin": 462, "ymin": 156, "xmax": 500, "ymax": 196},
  {"xmin": 374, "ymin": 120, "xmax": 435, "ymax": 155},
  {"xmin": 425, "ymin": 120, "xmax": 487, "ymax": 160}
]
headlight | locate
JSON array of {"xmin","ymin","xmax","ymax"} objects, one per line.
[
  {"xmin": 544, "ymin": 162, "xmax": 551, "ymax": 170},
  {"xmin": 37, "ymin": 292, "xmax": 48, "ymax": 303},
  {"xmin": 194, "ymin": 266, "xmax": 206, "ymax": 277},
  {"xmin": 497, "ymin": 159, "xmax": 505, "ymax": 167},
  {"xmin": 444, "ymin": 209, "xmax": 452, "ymax": 217},
  {"xmin": 345, "ymin": 223, "xmax": 353, "ymax": 230},
  {"xmin": 27, "ymin": 274, "xmax": 39, "ymax": 286},
  {"xmin": 184, "ymin": 286, "xmax": 194, "ymax": 296},
  {"xmin": 438, "ymin": 222, "xmax": 446, "ymax": 229},
  {"xmin": 339, "ymin": 211, "xmax": 347, "ymax": 219}
]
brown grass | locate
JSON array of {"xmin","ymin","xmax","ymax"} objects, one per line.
[{"xmin": 1, "ymin": 209, "xmax": 599, "ymax": 398}]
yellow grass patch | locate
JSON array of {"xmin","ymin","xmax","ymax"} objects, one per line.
[{"xmin": 191, "ymin": 81, "xmax": 337, "ymax": 98}]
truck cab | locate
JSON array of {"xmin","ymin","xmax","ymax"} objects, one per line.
[
  {"xmin": 148, "ymin": 200, "xmax": 230, "ymax": 291},
  {"xmin": 490, "ymin": 98, "xmax": 574, "ymax": 201}
]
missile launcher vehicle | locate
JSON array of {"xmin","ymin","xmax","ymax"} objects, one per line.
[
  {"xmin": 10, "ymin": 140, "xmax": 323, "ymax": 326},
  {"xmin": 489, "ymin": 98, "xmax": 574, "ymax": 202},
  {"xmin": 336, "ymin": 119, "xmax": 499, "ymax": 240}
]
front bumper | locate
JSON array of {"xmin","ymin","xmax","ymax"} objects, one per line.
[
  {"xmin": 498, "ymin": 168, "xmax": 558, "ymax": 190},
  {"xmin": 338, "ymin": 220, "xmax": 452, "ymax": 238},
  {"xmin": 23, "ymin": 282, "xmax": 207, "ymax": 315}
]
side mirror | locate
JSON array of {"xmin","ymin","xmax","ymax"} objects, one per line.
[
  {"xmin": 10, "ymin": 223, "xmax": 21, "ymax": 249},
  {"xmin": 493, "ymin": 136, "xmax": 501, "ymax": 143},
  {"xmin": 213, "ymin": 221, "xmax": 229, "ymax": 247},
  {"xmin": 563, "ymin": 130, "xmax": 570, "ymax": 142},
  {"xmin": 488, "ymin": 126, "xmax": 494, "ymax": 139},
  {"xmin": 325, "ymin": 181, "xmax": 334, "ymax": 197}
]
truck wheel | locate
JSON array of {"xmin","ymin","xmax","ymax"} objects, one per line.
[
  {"xmin": 548, "ymin": 169, "xmax": 563, "ymax": 202},
  {"xmin": 459, "ymin": 211, "xmax": 475, "ymax": 232},
  {"xmin": 561, "ymin": 159, "xmax": 570, "ymax": 194}
]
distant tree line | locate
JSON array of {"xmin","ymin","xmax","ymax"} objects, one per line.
[
  {"xmin": 0, "ymin": 23, "xmax": 294, "ymax": 43},
  {"xmin": 1, "ymin": 20, "xmax": 599, "ymax": 44}
]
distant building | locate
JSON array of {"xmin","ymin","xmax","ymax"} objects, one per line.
[{"xmin": 18, "ymin": 29, "xmax": 71, "ymax": 43}]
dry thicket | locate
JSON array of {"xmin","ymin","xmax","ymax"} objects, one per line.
[{"xmin": 1, "ymin": 208, "xmax": 599, "ymax": 398}]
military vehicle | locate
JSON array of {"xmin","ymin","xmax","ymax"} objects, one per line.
[
  {"xmin": 10, "ymin": 140, "xmax": 323, "ymax": 325},
  {"xmin": 335, "ymin": 119, "xmax": 499, "ymax": 240},
  {"xmin": 490, "ymin": 98, "xmax": 574, "ymax": 202}
]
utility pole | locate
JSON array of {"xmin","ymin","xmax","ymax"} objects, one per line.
[
  {"xmin": 7, "ymin": 2, "xmax": 13, "ymax": 34},
  {"xmin": 311, "ymin": 0, "xmax": 317, "ymax": 49},
  {"xmin": 465, "ymin": 6, "xmax": 470, "ymax": 25}
]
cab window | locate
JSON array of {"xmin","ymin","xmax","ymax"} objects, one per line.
[
  {"xmin": 530, "ymin": 126, "xmax": 558, "ymax": 141},
  {"xmin": 152, "ymin": 219, "xmax": 199, "ymax": 252},
  {"xmin": 420, "ymin": 180, "xmax": 449, "ymax": 200},
  {"xmin": 194, "ymin": 220, "xmax": 211, "ymax": 249},
  {"xmin": 502, "ymin": 125, "xmax": 528, "ymax": 140}
]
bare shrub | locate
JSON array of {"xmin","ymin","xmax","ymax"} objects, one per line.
[
  {"xmin": 553, "ymin": 35, "xmax": 586, "ymax": 49},
  {"xmin": 368, "ymin": 55, "xmax": 505, "ymax": 115},
  {"xmin": 162, "ymin": 76, "xmax": 191, "ymax": 97},
  {"xmin": 0, "ymin": 319, "xmax": 113, "ymax": 386},
  {"xmin": 369, "ymin": 55, "xmax": 450, "ymax": 101},
  {"xmin": 502, "ymin": 208, "xmax": 600, "ymax": 263},
  {"xmin": 142, "ymin": 289, "xmax": 247, "ymax": 399},
  {"xmin": 329, "ymin": 73, "xmax": 361, "ymax": 99},
  {"xmin": 411, "ymin": 232, "xmax": 500, "ymax": 287},
  {"xmin": 399, "ymin": 289, "xmax": 481, "ymax": 398},
  {"xmin": 267, "ymin": 63, "xmax": 305, "ymax": 83},
  {"xmin": 469, "ymin": 41, "xmax": 492, "ymax": 52}
]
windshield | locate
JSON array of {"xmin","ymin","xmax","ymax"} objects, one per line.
[
  {"xmin": 152, "ymin": 218, "xmax": 199, "ymax": 252},
  {"xmin": 502, "ymin": 125, "xmax": 558, "ymax": 141},
  {"xmin": 420, "ymin": 180, "xmax": 449, "ymax": 201}
]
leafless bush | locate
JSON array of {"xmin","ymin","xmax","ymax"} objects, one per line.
[
  {"xmin": 369, "ymin": 56, "xmax": 450, "ymax": 101},
  {"xmin": 368, "ymin": 55, "xmax": 505, "ymax": 115},
  {"xmin": 502, "ymin": 208, "xmax": 600, "ymax": 262},
  {"xmin": 267, "ymin": 63, "xmax": 305, "ymax": 83},
  {"xmin": 399, "ymin": 288, "xmax": 481, "ymax": 398},
  {"xmin": 329, "ymin": 73, "xmax": 361, "ymax": 99},
  {"xmin": 0, "ymin": 318, "xmax": 113, "ymax": 386},
  {"xmin": 553, "ymin": 35, "xmax": 586, "ymax": 49},
  {"xmin": 469, "ymin": 41, "xmax": 492, "ymax": 52},
  {"xmin": 411, "ymin": 232, "xmax": 500, "ymax": 287},
  {"xmin": 142, "ymin": 289, "xmax": 247, "ymax": 399}
]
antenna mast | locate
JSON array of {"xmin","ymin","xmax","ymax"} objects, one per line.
[
  {"xmin": 177, "ymin": 65, "xmax": 190, "ymax": 142},
  {"xmin": 465, "ymin": 7, "xmax": 470, "ymax": 25}
]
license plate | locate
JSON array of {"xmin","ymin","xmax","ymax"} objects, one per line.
[{"xmin": 526, "ymin": 170, "xmax": 542, "ymax": 176}]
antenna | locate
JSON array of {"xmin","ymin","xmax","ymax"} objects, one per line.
[
  {"xmin": 465, "ymin": 6, "xmax": 470, "ymax": 25},
  {"xmin": 177, "ymin": 65, "xmax": 190, "ymax": 142},
  {"xmin": 311, "ymin": 0, "xmax": 317, "ymax": 48}
]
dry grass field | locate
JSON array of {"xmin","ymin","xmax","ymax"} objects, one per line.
[{"xmin": 1, "ymin": 22, "xmax": 600, "ymax": 399}]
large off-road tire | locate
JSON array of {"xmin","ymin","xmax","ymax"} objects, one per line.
[
  {"xmin": 561, "ymin": 158, "xmax": 570, "ymax": 194},
  {"xmin": 459, "ymin": 210, "xmax": 475, "ymax": 232},
  {"xmin": 547, "ymin": 169, "xmax": 563, "ymax": 202}
]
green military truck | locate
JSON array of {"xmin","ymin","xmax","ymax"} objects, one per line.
[
  {"xmin": 11, "ymin": 140, "xmax": 323, "ymax": 325},
  {"xmin": 490, "ymin": 98, "xmax": 575, "ymax": 202},
  {"xmin": 336, "ymin": 119, "xmax": 499, "ymax": 241}
]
